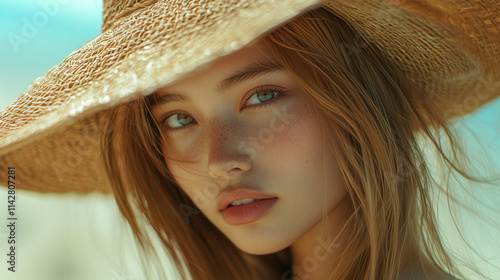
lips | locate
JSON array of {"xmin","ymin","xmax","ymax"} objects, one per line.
[
  {"xmin": 217, "ymin": 187, "xmax": 278, "ymax": 211},
  {"xmin": 221, "ymin": 198, "xmax": 279, "ymax": 225}
]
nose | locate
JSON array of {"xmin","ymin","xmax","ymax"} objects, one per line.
[{"xmin": 206, "ymin": 117, "xmax": 252, "ymax": 183}]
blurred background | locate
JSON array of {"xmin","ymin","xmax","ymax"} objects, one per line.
[
  {"xmin": 0, "ymin": 1, "xmax": 499, "ymax": 280},
  {"xmin": 0, "ymin": 1, "xmax": 154, "ymax": 280}
]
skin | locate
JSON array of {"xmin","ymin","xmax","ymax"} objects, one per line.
[{"xmin": 150, "ymin": 42, "xmax": 353, "ymax": 278}]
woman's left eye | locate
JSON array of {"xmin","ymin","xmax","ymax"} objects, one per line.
[{"xmin": 244, "ymin": 87, "xmax": 283, "ymax": 109}]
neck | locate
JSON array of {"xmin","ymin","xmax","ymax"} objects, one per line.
[{"xmin": 289, "ymin": 195, "xmax": 354, "ymax": 280}]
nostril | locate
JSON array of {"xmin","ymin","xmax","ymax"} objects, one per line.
[{"xmin": 207, "ymin": 155, "xmax": 252, "ymax": 183}]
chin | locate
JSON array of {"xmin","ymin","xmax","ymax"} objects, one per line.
[{"xmin": 235, "ymin": 240, "xmax": 290, "ymax": 256}]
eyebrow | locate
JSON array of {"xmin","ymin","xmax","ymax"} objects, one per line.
[{"xmin": 149, "ymin": 60, "xmax": 283, "ymax": 107}]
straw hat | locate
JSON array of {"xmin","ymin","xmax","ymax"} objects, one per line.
[{"xmin": 1, "ymin": 0, "xmax": 499, "ymax": 193}]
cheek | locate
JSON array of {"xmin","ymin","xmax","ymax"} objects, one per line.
[
  {"xmin": 262, "ymin": 101, "xmax": 346, "ymax": 201},
  {"xmin": 163, "ymin": 151, "xmax": 200, "ymax": 197},
  {"xmin": 164, "ymin": 160, "xmax": 206, "ymax": 208},
  {"xmin": 262, "ymin": 102, "xmax": 325, "ymax": 168},
  {"xmin": 162, "ymin": 133, "xmax": 202, "ymax": 164}
]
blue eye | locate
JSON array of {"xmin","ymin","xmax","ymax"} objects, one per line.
[
  {"xmin": 164, "ymin": 113, "xmax": 196, "ymax": 129},
  {"xmin": 160, "ymin": 86, "xmax": 284, "ymax": 131},
  {"xmin": 245, "ymin": 87, "xmax": 282, "ymax": 107}
]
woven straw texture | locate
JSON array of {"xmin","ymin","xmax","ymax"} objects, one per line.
[{"xmin": 0, "ymin": 0, "xmax": 499, "ymax": 193}]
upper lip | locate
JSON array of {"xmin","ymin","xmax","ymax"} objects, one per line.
[{"xmin": 217, "ymin": 187, "xmax": 278, "ymax": 211}]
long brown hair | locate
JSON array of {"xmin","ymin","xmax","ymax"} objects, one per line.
[{"xmin": 101, "ymin": 6, "xmax": 483, "ymax": 280}]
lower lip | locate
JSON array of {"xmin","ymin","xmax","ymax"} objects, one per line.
[{"xmin": 221, "ymin": 198, "xmax": 278, "ymax": 225}]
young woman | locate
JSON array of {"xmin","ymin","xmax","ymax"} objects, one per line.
[
  {"xmin": 1, "ymin": 0, "xmax": 499, "ymax": 279},
  {"xmin": 102, "ymin": 6, "xmax": 497, "ymax": 280}
]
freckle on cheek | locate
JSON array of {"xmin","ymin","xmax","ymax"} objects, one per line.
[{"xmin": 266, "ymin": 106, "xmax": 321, "ymax": 161}]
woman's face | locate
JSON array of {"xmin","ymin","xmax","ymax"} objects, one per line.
[{"xmin": 150, "ymin": 42, "xmax": 348, "ymax": 254}]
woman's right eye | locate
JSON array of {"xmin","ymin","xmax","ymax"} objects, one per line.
[{"xmin": 162, "ymin": 113, "xmax": 196, "ymax": 130}]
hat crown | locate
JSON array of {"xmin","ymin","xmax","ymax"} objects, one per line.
[{"xmin": 102, "ymin": 0, "xmax": 157, "ymax": 31}]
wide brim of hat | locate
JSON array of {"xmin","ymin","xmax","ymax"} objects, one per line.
[{"xmin": 0, "ymin": 0, "xmax": 499, "ymax": 193}]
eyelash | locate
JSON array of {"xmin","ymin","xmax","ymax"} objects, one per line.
[
  {"xmin": 244, "ymin": 85, "xmax": 284, "ymax": 110},
  {"xmin": 159, "ymin": 86, "xmax": 285, "ymax": 133}
]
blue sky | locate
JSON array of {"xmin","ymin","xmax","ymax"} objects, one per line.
[{"xmin": 0, "ymin": 0, "xmax": 102, "ymax": 109}]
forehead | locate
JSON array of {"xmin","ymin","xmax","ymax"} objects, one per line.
[{"xmin": 154, "ymin": 42, "xmax": 271, "ymax": 93}]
